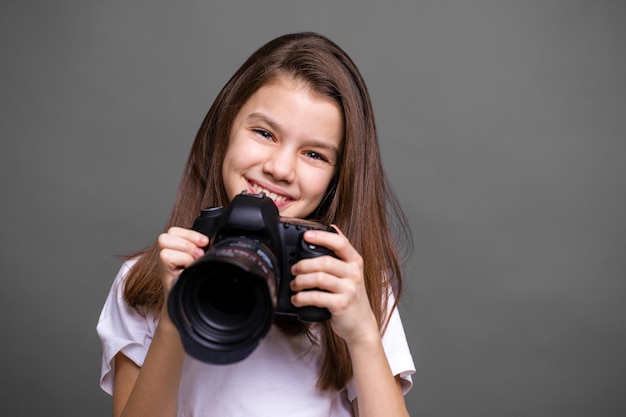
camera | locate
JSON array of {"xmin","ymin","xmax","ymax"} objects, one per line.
[{"xmin": 168, "ymin": 191, "xmax": 335, "ymax": 365}]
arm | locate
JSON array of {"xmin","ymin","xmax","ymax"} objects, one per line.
[
  {"xmin": 352, "ymin": 377, "xmax": 406, "ymax": 417},
  {"xmin": 290, "ymin": 228, "xmax": 410, "ymax": 417},
  {"xmin": 111, "ymin": 228, "xmax": 209, "ymax": 417},
  {"xmin": 112, "ymin": 318, "xmax": 185, "ymax": 417},
  {"xmin": 349, "ymin": 339, "xmax": 409, "ymax": 417}
]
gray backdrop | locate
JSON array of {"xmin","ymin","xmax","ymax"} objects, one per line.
[{"xmin": 1, "ymin": 1, "xmax": 624, "ymax": 416}]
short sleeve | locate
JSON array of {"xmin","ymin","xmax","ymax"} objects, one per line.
[
  {"xmin": 96, "ymin": 260, "xmax": 157, "ymax": 395},
  {"xmin": 345, "ymin": 290, "xmax": 416, "ymax": 401}
]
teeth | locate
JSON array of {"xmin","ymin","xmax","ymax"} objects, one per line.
[{"xmin": 251, "ymin": 183, "xmax": 288, "ymax": 202}]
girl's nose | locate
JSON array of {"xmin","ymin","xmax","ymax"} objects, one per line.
[{"xmin": 263, "ymin": 148, "xmax": 296, "ymax": 183}]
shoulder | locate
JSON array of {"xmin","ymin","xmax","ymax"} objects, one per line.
[
  {"xmin": 97, "ymin": 258, "xmax": 156, "ymax": 331},
  {"xmin": 97, "ymin": 259, "xmax": 157, "ymax": 395},
  {"xmin": 380, "ymin": 289, "xmax": 416, "ymax": 396}
]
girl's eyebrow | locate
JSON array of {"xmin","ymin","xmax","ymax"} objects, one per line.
[
  {"xmin": 247, "ymin": 112, "xmax": 281, "ymax": 133},
  {"xmin": 246, "ymin": 112, "xmax": 340, "ymax": 155}
]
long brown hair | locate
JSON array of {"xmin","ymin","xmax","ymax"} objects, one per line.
[{"xmin": 122, "ymin": 32, "xmax": 413, "ymax": 391}]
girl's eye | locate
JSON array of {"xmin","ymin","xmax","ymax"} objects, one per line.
[
  {"xmin": 304, "ymin": 151, "xmax": 329, "ymax": 162},
  {"xmin": 253, "ymin": 129, "xmax": 273, "ymax": 140}
]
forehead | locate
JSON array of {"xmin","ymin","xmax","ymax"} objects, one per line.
[
  {"xmin": 241, "ymin": 77, "xmax": 342, "ymax": 126},
  {"xmin": 257, "ymin": 74, "xmax": 340, "ymax": 109}
]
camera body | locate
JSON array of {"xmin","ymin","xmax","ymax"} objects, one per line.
[{"xmin": 168, "ymin": 192, "xmax": 335, "ymax": 364}]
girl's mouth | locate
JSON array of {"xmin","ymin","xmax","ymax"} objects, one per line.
[{"xmin": 250, "ymin": 182, "xmax": 291, "ymax": 203}]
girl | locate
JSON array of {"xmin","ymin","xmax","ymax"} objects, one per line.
[{"xmin": 97, "ymin": 32, "xmax": 415, "ymax": 417}]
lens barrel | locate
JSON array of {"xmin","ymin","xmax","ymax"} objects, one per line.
[{"xmin": 168, "ymin": 238, "xmax": 277, "ymax": 364}]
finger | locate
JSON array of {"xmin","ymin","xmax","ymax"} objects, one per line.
[
  {"xmin": 290, "ymin": 287, "xmax": 350, "ymax": 312},
  {"xmin": 159, "ymin": 248, "xmax": 197, "ymax": 294},
  {"xmin": 166, "ymin": 227, "xmax": 209, "ymax": 247},
  {"xmin": 301, "ymin": 227, "xmax": 361, "ymax": 262},
  {"xmin": 290, "ymin": 270, "xmax": 346, "ymax": 294},
  {"xmin": 291, "ymin": 250, "xmax": 363, "ymax": 286},
  {"xmin": 158, "ymin": 231, "xmax": 207, "ymax": 258},
  {"xmin": 159, "ymin": 248, "xmax": 197, "ymax": 272},
  {"xmin": 290, "ymin": 257, "xmax": 357, "ymax": 292}
]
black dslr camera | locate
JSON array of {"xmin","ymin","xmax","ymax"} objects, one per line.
[{"xmin": 168, "ymin": 192, "xmax": 335, "ymax": 365}]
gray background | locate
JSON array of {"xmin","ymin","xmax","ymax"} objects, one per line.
[{"xmin": 1, "ymin": 1, "xmax": 624, "ymax": 416}]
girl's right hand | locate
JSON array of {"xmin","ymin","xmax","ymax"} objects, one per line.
[
  {"xmin": 157, "ymin": 226, "xmax": 209, "ymax": 297},
  {"xmin": 113, "ymin": 227, "xmax": 207, "ymax": 417}
]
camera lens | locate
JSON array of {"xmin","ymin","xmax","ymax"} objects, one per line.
[
  {"xmin": 188, "ymin": 264, "xmax": 269, "ymax": 343},
  {"xmin": 199, "ymin": 266, "xmax": 255, "ymax": 319},
  {"xmin": 168, "ymin": 238, "xmax": 278, "ymax": 364}
]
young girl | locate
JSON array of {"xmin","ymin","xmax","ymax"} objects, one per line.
[{"xmin": 97, "ymin": 32, "xmax": 415, "ymax": 417}]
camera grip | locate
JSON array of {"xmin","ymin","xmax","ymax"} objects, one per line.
[
  {"xmin": 294, "ymin": 234, "xmax": 335, "ymax": 322},
  {"xmin": 192, "ymin": 206, "xmax": 224, "ymax": 242},
  {"xmin": 298, "ymin": 305, "xmax": 331, "ymax": 322}
]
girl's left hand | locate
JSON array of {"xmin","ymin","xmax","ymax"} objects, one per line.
[{"xmin": 289, "ymin": 226, "xmax": 379, "ymax": 345}]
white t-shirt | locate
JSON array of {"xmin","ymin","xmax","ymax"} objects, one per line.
[{"xmin": 97, "ymin": 260, "xmax": 415, "ymax": 417}]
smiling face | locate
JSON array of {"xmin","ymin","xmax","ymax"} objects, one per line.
[{"xmin": 222, "ymin": 76, "xmax": 344, "ymax": 218}]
